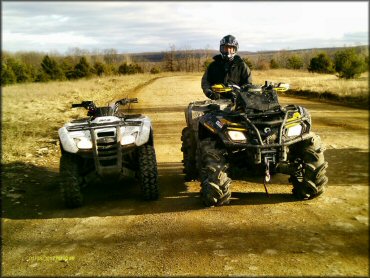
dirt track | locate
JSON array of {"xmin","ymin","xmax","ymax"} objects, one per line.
[{"xmin": 2, "ymin": 75, "xmax": 369, "ymax": 276}]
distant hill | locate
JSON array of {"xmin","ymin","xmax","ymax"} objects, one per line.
[{"xmin": 129, "ymin": 45, "xmax": 368, "ymax": 62}]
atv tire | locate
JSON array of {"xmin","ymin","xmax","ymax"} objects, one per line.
[
  {"xmin": 289, "ymin": 134, "xmax": 328, "ymax": 199},
  {"xmin": 181, "ymin": 127, "xmax": 198, "ymax": 181},
  {"xmin": 138, "ymin": 144, "xmax": 159, "ymax": 200},
  {"xmin": 199, "ymin": 138, "xmax": 231, "ymax": 207},
  {"xmin": 59, "ymin": 153, "xmax": 84, "ymax": 208}
]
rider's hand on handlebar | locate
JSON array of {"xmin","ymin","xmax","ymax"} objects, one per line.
[
  {"xmin": 205, "ymin": 89, "xmax": 220, "ymax": 100},
  {"xmin": 241, "ymin": 84, "xmax": 252, "ymax": 90},
  {"xmin": 229, "ymin": 84, "xmax": 241, "ymax": 91}
]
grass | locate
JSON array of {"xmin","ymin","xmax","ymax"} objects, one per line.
[
  {"xmin": 1, "ymin": 70, "xmax": 368, "ymax": 164},
  {"xmin": 252, "ymin": 69, "xmax": 369, "ymax": 105}
]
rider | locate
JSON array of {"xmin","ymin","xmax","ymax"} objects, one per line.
[{"xmin": 201, "ymin": 35, "xmax": 252, "ymax": 100}]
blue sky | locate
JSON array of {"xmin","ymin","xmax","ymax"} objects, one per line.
[{"xmin": 2, "ymin": 1, "xmax": 369, "ymax": 54}]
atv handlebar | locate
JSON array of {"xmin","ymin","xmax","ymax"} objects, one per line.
[
  {"xmin": 71, "ymin": 98, "xmax": 139, "ymax": 118},
  {"xmin": 261, "ymin": 81, "xmax": 289, "ymax": 92},
  {"xmin": 209, "ymin": 81, "xmax": 289, "ymax": 104},
  {"xmin": 211, "ymin": 81, "xmax": 289, "ymax": 95},
  {"xmin": 71, "ymin": 98, "xmax": 138, "ymax": 110},
  {"xmin": 71, "ymin": 101, "xmax": 96, "ymax": 110},
  {"xmin": 115, "ymin": 98, "xmax": 138, "ymax": 106}
]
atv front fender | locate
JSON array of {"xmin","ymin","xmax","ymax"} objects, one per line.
[
  {"xmin": 58, "ymin": 127, "xmax": 79, "ymax": 153},
  {"xmin": 135, "ymin": 118, "xmax": 152, "ymax": 146}
]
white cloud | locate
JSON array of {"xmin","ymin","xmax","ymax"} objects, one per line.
[
  {"xmin": 2, "ymin": 1, "xmax": 368, "ymax": 53},
  {"xmin": 3, "ymin": 31, "xmax": 99, "ymax": 52}
]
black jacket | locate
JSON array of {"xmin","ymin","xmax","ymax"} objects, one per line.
[{"xmin": 201, "ymin": 54, "xmax": 252, "ymax": 97}]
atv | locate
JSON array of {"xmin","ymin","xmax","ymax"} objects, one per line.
[
  {"xmin": 181, "ymin": 82, "xmax": 328, "ymax": 206},
  {"xmin": 58, "ymin": 98, "xmax": 158, "ymax": 208}
]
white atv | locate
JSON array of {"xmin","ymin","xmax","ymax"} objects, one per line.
[{"xmin": 58, "ymin": 98, "xmax": 158, "ymax": 208}]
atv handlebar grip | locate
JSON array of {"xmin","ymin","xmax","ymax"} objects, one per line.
[
  {"xmin": 117, "ymin": 98, "xmax": 138, "ymax": 105},
  {"xmin": 72, "ymin": 101, "xmax": 94, "ymax": 109}
]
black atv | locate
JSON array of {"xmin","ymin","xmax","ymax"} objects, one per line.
[{"xmin": 181, "ymin": 82, "xmax": 328, "ymax": 206}]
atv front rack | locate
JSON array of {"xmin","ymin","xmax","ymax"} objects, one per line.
[{"xmin": 90, "ymin": 124, "xmax": 122, "ymax": 176}]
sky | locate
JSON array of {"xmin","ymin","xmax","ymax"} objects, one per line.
[{"xmin": 2, "ymin": 1, "xmax": 369, "ymax": 54}]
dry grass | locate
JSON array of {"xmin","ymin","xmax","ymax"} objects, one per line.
[{"xmin": 253, "ymin": 69, "xmax": 369, "ymax": 102}]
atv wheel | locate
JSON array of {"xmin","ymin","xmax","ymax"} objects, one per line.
[
  {"xmin": 181, "ymin": 127, "xmax": 198, "ymax": 181},
  {"xmin": 199, "ymin": 138, "xmax": 231, "ymax": 207},
  {"xmin": 138, "ymin": 144, "xmax": 159, "ymax": 200},
  {"xmin": 289, "ymin": 134, "xmax": 328, "ymax": 199},
  {"xmin": 59, "ymin": 153, "xmax": 84, "ymax": 208}
]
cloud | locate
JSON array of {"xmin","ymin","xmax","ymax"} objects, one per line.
[
  {"xmin": 3, "ymin": 31, "xmax": 100, "ymax": 52},
  {"xmin": 2, "ymin": 1, "xmax": 368, "ymax": 53}
]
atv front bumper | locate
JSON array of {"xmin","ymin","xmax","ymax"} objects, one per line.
[{"xmin": 224, "ymin": 133, "xmax": 313, "ymax": 164}]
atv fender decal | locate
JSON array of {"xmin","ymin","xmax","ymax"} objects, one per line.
[
  {"xmin": 92, "ymin": 116, "xmax": 120, "ymax": 124},
  {"xmin": 215, "ymin": 120, "xmax": 223, "ymax": 129},
  {"xmin": 58, "ymin": 127, "xmax": 79, "ymax": 153}
]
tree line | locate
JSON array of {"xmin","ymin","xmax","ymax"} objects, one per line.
[
  {"xmin": 1, "ymin": 45, "xmax": 368, "ymax": 86},
  {"xmin": 1, "ymin": 51, "xmax": 146, "ymax": 85},
  {"xmin": 244, "ymin": 47, "xmax": 368, "ymax": 79}
]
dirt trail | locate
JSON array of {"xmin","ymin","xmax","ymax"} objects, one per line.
[{"xmin": 2, "ymin": 75, "xmax": 368, "ymax": 276}]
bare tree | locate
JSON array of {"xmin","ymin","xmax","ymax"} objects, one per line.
[
  {"xmin": 103, "ymin": 48, "xmax": 118, "ymax": 65},
  {"xmin": 164, "ymin": 44, "xmax": 177, "ymax": 72}
]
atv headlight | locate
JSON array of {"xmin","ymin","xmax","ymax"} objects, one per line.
[
  {"xmin": 227, "ymin": 130, "xmax": 247, "ymax": 142},
  {"xmin": 74, "ymin": 137, "xmax": 93, "ymax": 149},
  {"xmin": 120, "ymin": 131, "xmax": 138, "ymax": 145},
  {"xmin": 286, "ymin": 124, "xmax": 302, "ymax": 137}
]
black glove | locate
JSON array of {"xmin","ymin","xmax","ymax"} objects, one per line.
[
  {"xmin": 241, "ymin": 84, "xmax": 253, "ymax": 91},
  {"xmin": 205, "ymin": 89, "xmax": 220, "ymax": 100}
]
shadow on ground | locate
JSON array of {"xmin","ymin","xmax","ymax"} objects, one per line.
[{"xmin": 2, "ymin": 148, "xmax": 367, "ymax": 220}]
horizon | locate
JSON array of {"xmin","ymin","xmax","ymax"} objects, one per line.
[{"xmin": 2, "ymin": 44, "xmax": 368, "ymax": 57}]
